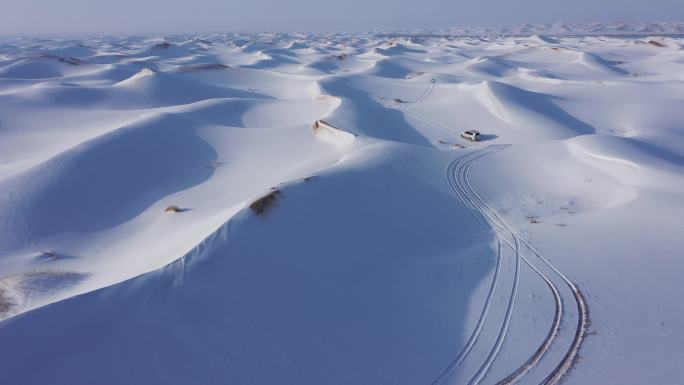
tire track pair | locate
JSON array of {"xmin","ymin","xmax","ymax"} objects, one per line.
[
  {"xmin": 456, "ymin": 147, "xmax": 588, "ymax": 384},
  {"xmin": 437, "ymin": 145, "xmax": 587, "ymax": 385},
  {"xmin": 451, "ymin": 146, "xmax": 522, "ymax": 385},
  {"xmin": 430, "ymin": 146, "xmax": 520, "ymax": 385},
  {"xmin": 398, "ymin": 78, "xmax": 588, "ymax": 384},
  {"xmin": 398, "ymin": 77, "xmax": 435, "ymax": 110},
  {"xmin": 454, "ymin": 146, "xmax": 560, "ymax": 385},
  {"xmin": 398, "ymin": 78, "xmax": 462, "ymax": 139}
]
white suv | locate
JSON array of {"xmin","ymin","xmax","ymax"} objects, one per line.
[{"xmin": 461, "ymin": 130, "xmax": 481, "ymax": 141}]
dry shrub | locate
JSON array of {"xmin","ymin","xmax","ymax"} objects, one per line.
[
  {"xmin": 165, "ymin": 205, "xmax": 182, "ymax": 213},
  {"xmin": 312, "ymin": 120, "xmax": 332, "ymax": 133},
  {"xmin": 648, "ymin": 40, "xmax": 665, "ymax": 48},
  {"xmin": 249, "ymin": 190, "xmax": 280, "ymax": 216},
  {"xmin": 393, "ymin": 98, "xmax": 408, "ymax": 103}
]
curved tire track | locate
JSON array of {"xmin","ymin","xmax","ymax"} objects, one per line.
[
  {"xmin": 399, "ymin": 78, "xmax": 462, "ymax": 139},
  {"xmin": 458, "ymin": 148, "xmax": 588, "ymax": 384},
  {"xmin": 432, "ymin": 146, "xmax": 520, "ymax": 385},
  {"xmin": 400, "ymin": 79, "xmax": 588, "ymax": 385},
  {"xmin": 443, "ymin": 145, "xmax": 588, "ymax": 385}
]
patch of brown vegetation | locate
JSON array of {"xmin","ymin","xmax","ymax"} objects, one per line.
[
  {"xmin": 165, "ymin": 205, "xmax": 182, "ymax": 213},
  {"xmin": 312, "ymin": 120, "xmax": 332, "ymax": 133},
  {"xmin": 249, "ymin": 190, "xmax": 281, "ymax": 216},
  {"xmin": 648, "ymin": 40, "xmax": 666, "ymax": 48}
]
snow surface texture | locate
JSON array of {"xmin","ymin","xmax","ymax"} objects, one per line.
[{"xmin": 1, "ymin": 26, "xmax": 683, "ymax": 385}]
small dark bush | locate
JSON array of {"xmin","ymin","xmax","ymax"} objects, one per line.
[
  {"xmin": 165, "ymin": 205, "xmax": 182, "ymax": 213},
  {"xmin": 249, "ymin": 190, "xmax": 281, "ymax": 216}
]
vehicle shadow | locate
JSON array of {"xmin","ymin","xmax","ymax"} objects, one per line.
[{"xmin": 478, "ymin": 134, "xmax": 498, "ymax": 141}]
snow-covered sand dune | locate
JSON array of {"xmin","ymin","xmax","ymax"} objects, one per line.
[{"xmin": 1, "ymin": 29, "xmax": 683, "ymax": 385}]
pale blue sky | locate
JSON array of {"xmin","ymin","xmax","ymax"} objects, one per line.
[{"xmin": 2, "ymin": 0, "xmax": 682, "ymax": 34}]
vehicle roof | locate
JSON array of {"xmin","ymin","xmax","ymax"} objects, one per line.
[{"xmin": 464, "ymin": 130, "xmax": 480, "ymax": 134}]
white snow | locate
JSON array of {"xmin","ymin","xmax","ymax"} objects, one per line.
[{"xmin": 0, "ymin": 25, "xmax": 683, "ymax": 385}]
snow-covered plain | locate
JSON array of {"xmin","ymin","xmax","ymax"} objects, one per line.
[{"xmin": 1, "ymin": 27, "xmax": 683, "ymax": 384}]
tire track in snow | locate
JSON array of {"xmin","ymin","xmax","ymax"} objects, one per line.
[
  {"xmin": 457, "ymin": 149, "xmax": 588, "ymax": 384},
  {"xmin": 398, "ymin": 77, "xmax": 435, "ymax": 110},
  {"xmin": 429, "ymin": 192, "xmax": 503, "ymax": 384},
  {"xmin": 456, "ymin": 147, "xmax": 561, "ymax": 385},
  {"xmin": 398, "ymin": 78, "xmax": 462, "ymax": 140},
  {"xmin": 453, "ymin": 146, "xmax": 521, "ymax": 385},
  {"xmin": 397, "ymin": 80, "xmax": 585, "ymax": 385},
  {"xmin": 400, "ymin": 82, "xmax": 519, "ymax": 385},
  {"xmin": 441, "ymin": 145, "xmax": 588, "ymax": 385},
  {"xmin": 430, "ymin": 146, "xmax": 520, "ymax": 385}
]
